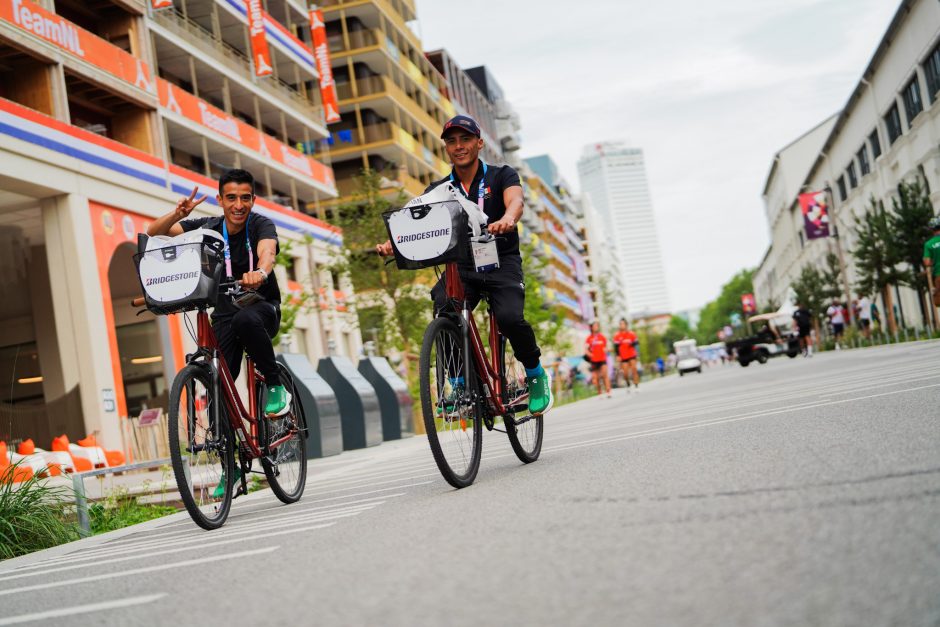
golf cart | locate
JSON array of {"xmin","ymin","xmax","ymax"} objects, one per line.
[
  {"xmin": 726, "ymin": 312, "xmax": 800, "ymax": 367},
  {"xmin": 674, "ymin": 339, "xmax": 702, "ymax": 375}
]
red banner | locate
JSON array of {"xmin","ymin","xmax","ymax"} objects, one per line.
[
  {"xmin": 245, "ymin": 0, "xmax": 273, "ymax": 77},
  {"xmin": 798, "ymin": 191, "xmax": 831, "ymax": 240},
  {"xmin": 741, "ymin": 293, "xmax": 757, "ymax": 314},
  {"xmin": 309, "ymin": 9, "xmax": 340, "ymax": 123},
  {"xmin": 151, "ymin": 0, "xmax": 173, "ymax": 8}
]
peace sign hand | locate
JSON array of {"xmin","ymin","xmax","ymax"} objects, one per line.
[{"xmin": 174, "ymin": 186, "xmax": 208, "ymax": 221}]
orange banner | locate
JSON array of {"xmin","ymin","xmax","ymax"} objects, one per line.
[
  {"xmin": 0, "ymin": 0, "xmax": 153, "ymax": 91},
  {"xmin": 245, "ymin": 0, "xmax": 273, "ymax": 77},
  {"xmin": 309, "ymin": 9, "xmax": 340, "ymax": 124},
  {"xmin": 157, "ymin": 78, "xmax": 333, "ymax": 187},
  {"xmin": 151, "ymin": 0, "xmax": 173, "ymax": 8}
]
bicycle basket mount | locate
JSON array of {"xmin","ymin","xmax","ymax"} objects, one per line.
[
  {"xmin": 382, "ymin": 200, "xmax": 470, "ymax": 270},
  {"xmin": 134, "ymin": 230, "xmax": 225, "ymax": 314}
]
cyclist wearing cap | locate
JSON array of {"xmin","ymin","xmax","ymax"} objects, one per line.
[
  {"xmin": 376, "ymin": 115, "xmax": 553, "ymax": 416},
  {"xmin": 147, "ymin": 168, "xmax": 291, "ymax": 419}
]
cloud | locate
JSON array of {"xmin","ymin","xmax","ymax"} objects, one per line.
[{"xmin": 415, "ymin": 0, "xmax": 900, "ymax": 311}]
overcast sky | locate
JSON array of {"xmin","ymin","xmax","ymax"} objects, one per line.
[{"xmin": 414, "ymin": 0, "xmax": 900, "ymax": 312}]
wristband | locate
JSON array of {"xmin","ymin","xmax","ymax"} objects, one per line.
[{"xmin": 256, "ymin": 268, "xmax": 268, "ymax": 282}]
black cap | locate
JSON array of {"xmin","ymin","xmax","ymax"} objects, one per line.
[{"xmin": 441, "ymin": 115, "xmax": 481, "ymax": 139}]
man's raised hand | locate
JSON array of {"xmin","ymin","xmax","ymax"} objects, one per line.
[{"xmin": 175, "ymin": 186, "xmax": 208, "ymax": 220}]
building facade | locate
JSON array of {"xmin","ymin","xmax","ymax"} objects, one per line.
[
  {"xmin": 315, "ymin": 0, "xmax": 455, "ymax": 203},
  {"xmin": 0, "ymin": 0, "xmax": 361, "ymax": 455},
  {"xmin": 754, "ymin": 0, "xmax": 940, "ymax": 330},
  {"xmin": 577, "ymin": 142, "xmax": 671, "ymax": 319}
]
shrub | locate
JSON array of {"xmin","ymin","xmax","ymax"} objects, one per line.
[
  {"xmin": 89, "ymin": 485, "xmax": 177, "ymax": 535},
  {"xmin": 0, "ymin": 463, "xmax": 79, "ymax": 560}
]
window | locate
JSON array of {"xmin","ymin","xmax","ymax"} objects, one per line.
[
  {"xmin": 857, "ymin": 144, "xmax": 870, "ymax": 177},
  {"xmin": 885, "ymin": 103, "xmax": 903, "ymax": 144},
  {"xmin": 847, "ymin": 162, "xmax": 858, "ymax": 189},
  {"xmin": 869, "ymin": 128, "xmax": 882, "ymax": 160},
  {"xmin": 837, "ymin": 175, "xmax": 847, "ymax": 201},
  {"xmin": 902, "ymin": 76, "xmax": 924, "ymax": 126},
  {"xmin": 925, "ymin": 40, "xmax": 940, "ymax": 103}
]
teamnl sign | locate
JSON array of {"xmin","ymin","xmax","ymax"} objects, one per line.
[{"xmin": 0, "ymin": 0, "xmax": 154, "ymax": 92}]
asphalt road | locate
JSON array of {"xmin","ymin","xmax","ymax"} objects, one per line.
[{"xmin": 2, "ymin": 341, "xmax": 939, "ymax": 627}]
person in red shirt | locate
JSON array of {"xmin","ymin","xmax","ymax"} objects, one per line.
[
  {"xmin": 584, "ymin": 321, "xmax": 611, "ymax": 398},
  {"xmin": 613, "ymin": 318, "xmax": 640, "ymax": 391}
]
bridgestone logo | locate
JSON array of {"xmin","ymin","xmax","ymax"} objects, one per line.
[
  {"xmin": 397, "ymin": 228, "xmax": 450, "ymax": 243},
  {"xmin": 146, "ymin": 271, "xmax": 199, "ymax": 286}
]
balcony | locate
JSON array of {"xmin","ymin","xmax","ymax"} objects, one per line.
[
  {"xmin": 336, "ymin": 75, "xmax": 445, "ymax": 138},
  {"xmin": 319, "ymin": 121, "xmax": 447, "ymax": 176},
  {"xmin": 150, "ymin": 8, "xmax": 327, "ymax": 139}
]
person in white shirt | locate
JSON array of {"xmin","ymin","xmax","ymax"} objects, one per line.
[
  {"xmin": 826, "ymin": 299, "xmax": 846, "ymax": 349},
  {"xmin": 857, "ymin": 295, "xmax": 872, "ymax": 340}
]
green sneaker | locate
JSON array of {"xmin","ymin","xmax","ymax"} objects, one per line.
[
  {"xmin": 212, "ymin": 467, "xmax": 241, "ymax": 499},
  {"xmin": 264, "ymin": 385, "xmax": 292, "ymax": 418},
  {"xmin": 527, "ymin": 370, "xmax": 554, "ymax": 415}
]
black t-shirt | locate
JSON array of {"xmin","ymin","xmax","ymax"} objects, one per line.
[
  {"xmin": 425, "ymin": 160, "xmax": 523, "ymax": 258},
  {"xmin": 792, "ymin": 308, "xmax": 812, "ymax": 329},
  {"xmin": 179, "ymin": 214, "xmax": 280, "ymax": 317}
]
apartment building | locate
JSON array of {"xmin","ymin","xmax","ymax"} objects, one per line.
[
  {"xmin": 754, "ymin": 0, "xmax": 940, "ymax": 329},
  {"xmin": 0, "ymin": 0, "xmax": 359, "ymax": 453},
  {"xmin": 314, "ymin": 0, "xmax": 455, "ymax": 203},
  {"xmin": 521, "ymin": 155, "xmax": 594, "ymax": 339}
]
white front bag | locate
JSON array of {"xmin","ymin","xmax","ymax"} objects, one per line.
[{"xmin": 136, "ymin": 229, "xmax": 225, "ymax": 310}]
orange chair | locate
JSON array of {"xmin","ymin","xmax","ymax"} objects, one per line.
[
  {"xmin": 77, "ymin": 435, "xmax": 125, "ymax": 468},
  {"xmin": 51, "ymin": 435, "xmax": 93, "ymax": 472},
  {"xmin": 18, "ymin": 439, "xmax": 70, "ymax": 476},
  {"xmin": 0, "ymin": 441, "xmax": 34, "ymax": 483}
]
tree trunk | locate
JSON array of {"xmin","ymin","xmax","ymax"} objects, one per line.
[{"xmin": 883, "ymin": 285, "xmax": 897, "ymax": 335}]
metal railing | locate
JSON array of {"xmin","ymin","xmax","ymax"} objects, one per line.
[
  {"xmin": 152, "ymin": 9, "xmax": 322, "ymax": 118},
  {"xmin": 72, "ymin": 457, "xmax": 175, "ymax": 536}
]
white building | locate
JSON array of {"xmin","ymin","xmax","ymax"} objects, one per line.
[
  {"xmin": 755, "ymin": 0, "xmax": 940, "ymax": 330},
  {"xmin": 578, "ymin": 192, "xmax": 628, "ymax": 329},
  {"xmin": 577, "ymin": 142, "xmax": 671, "ymax": 318}
]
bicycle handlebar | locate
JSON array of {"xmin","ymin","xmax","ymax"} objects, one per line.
[{"xmin": 131, "ymin": 280, "xmax": 243, "ymax": 308}]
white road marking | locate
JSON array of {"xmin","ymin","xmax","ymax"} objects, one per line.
[
  {"xmin": 0, "ymin": 593, "xmax": 166, "ymax": 625},
  {"xmin": 0, "ymin": 524, "xmax": 335, "ymax": 582},
  {"xmin": 0, "ymin": 546, "xmax": 278, "ymax": 597}
]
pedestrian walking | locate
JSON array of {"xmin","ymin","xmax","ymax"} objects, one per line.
[
  {"xmin": 857, "ymin": 294, "xmax": 873, "ymax": 340},
  {"xmin": 793, "ymin": 302, "xmax": 813, "ymax": 357},
  {"xmin": 924, "ymin": 217, "xmax": 940, "ymax": 310},
  {"xmin": 584, "ymin": 321, "xmax": 612, "ymax": 398},
  {"xmin": 656, "ymin": 356, "xmax": 665, "ymax": 376},
  {"xmin": 826, "ymin": 299, "xmax": 846, "ymax": 350}
]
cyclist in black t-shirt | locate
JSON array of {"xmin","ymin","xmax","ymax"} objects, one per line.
[
  {"xmin": 376, "ymin": 115, "xmax": 553, "ymax": 415},
  {"xmin": 147, "ymin": 169, "xmax": 291, "ymax": 417}
]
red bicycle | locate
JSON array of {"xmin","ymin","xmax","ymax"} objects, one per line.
[
  {"xmin": 419, "ymin": 260, "xmax": 544, "ymax": 488},
  {"xmin": 134, "ymin": 233, "xmax": 306, "ymax": 529}
]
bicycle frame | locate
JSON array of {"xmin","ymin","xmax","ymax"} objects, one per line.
[
  {"xmin": 444, "ymin": 262, "xmax": 529, "ymax": 417},
  {"xmin": 193, "ymin": 309, "xmax": 293, "ymax": 459}
]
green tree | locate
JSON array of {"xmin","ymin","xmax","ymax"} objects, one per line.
[
  {"xmin": 519, "ymin": 239, "xmax": 570, "ymax": 357},
  {"xmin": 661, "ymin": 315, "xmax": 692, "ymax": 352},
  {"xmin": 852, "ymin": 197, "xmax": 906, "ymax": 334},
  {"xmin": 821, "ymin": 252, "xmax": 844, "ymax": 302},
  {"xmin": 887, "ymin": 178, "xmax": 936, "ymax": 328},
  {"xmin": 696, "ymin": 268, "xmax": 755, "ymax": 342},
  {"xmin": 327, "ymin": 168, "xmax": 433, "ymax": 384}
]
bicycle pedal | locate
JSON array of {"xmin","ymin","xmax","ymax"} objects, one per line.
[{"xmin": 232, "ymin": 484, "xmax": 247, "ymax": 499}]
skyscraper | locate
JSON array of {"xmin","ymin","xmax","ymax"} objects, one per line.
[{"xmin": 577, "ymin": 142, "xmax": 671, "ymax": 317}]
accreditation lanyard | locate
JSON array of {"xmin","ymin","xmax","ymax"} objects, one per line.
[
  {"xmin": 451, "ymin": 161, "xmax": 487, "ymax": 212},
  {"xmin": 221, "ymin": 214, "xmax": 253, "ymax": 279}
]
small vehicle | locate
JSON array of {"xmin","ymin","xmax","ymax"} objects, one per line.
[
  {"xmin": 674, "ymin": 339, "xmax": 702, "ymax": 375},
  {"xmin": 726, "ymin": 312, "xmax": 800, "ymax": 367}
]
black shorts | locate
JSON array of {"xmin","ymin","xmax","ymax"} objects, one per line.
[
  {"xmin": 620, "ymin": 357, "xmax": 637, "ymax": 365},
  {"xmin": 860, "ymin": 319, "xmax": 871, "ymax": 328},
  {"xmin": 833, "ymin": 323, "xmax": 845, "ymax": 336},
  {"xmin": 798, "ymin": 325, "xmax": 811, "ymax": 338},
  {"xmin": 590, "ymin": 360, "xmax": 607, "ymax": 371}
]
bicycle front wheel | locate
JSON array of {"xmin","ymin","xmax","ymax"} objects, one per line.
[
  {"xmin": 169, "ymin": 364, "xmax": 235, "ymax": 530},
  {"xmin": 500, "ymin": 337, "xmax": 543, "ymax": 463},
  {"xmin": 420, "ymin": 316, "xmax": 482, "ymax": 488},
  {"xmin": 260, "ymin": 364, "xmax": 307, "ymax": 504}
]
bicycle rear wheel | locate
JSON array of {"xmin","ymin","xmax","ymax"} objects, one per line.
[
  {"xmin": 169, "ymin": 364, "xmax": 235, "ymax": 530},
  {"xmin": 420, "ymin": 316, "xmax": 482, "ymax": 488},
  {"xmin": 260, "ymin": 364, "xmax": 307, "ymax": 504},
  {"xmin": 500, "ymin": 338, "xmax": 543, "ymax": 463}
]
